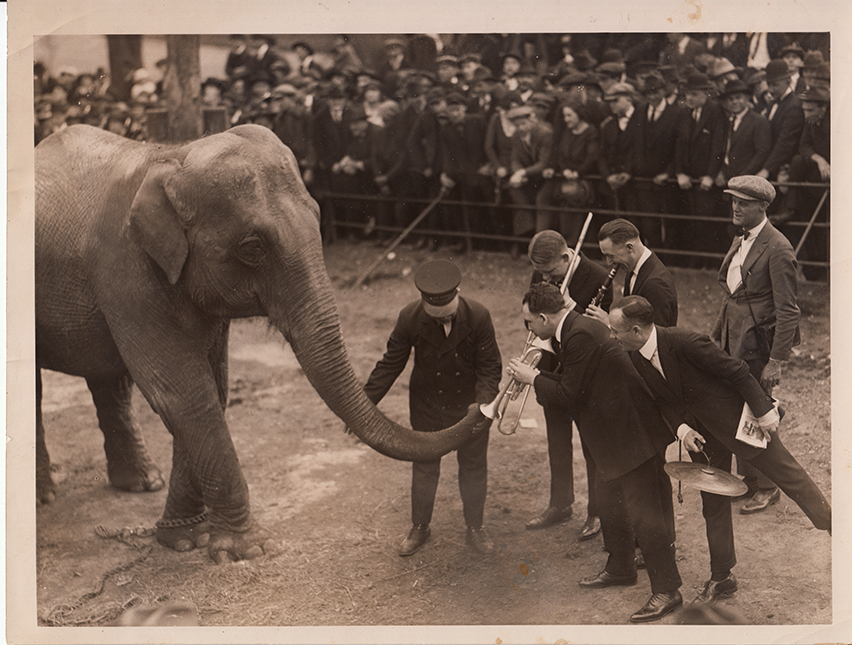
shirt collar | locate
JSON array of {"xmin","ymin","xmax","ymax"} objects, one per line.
[
  {"xmin": 744, "ymin": 216, "xmax": 768, "ymax": 239},
  {"xmin": 639, "ymin": 325, "xmax": 658, "ymax": 362},
  {"xmin": 632, "ymin": 246, "xmax": 652, "ymax": 276},
  {"xmin": 554, "ymin": 310, "xmax": 571, "ymax": 342}
]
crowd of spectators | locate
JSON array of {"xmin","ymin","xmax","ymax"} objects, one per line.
[{"xmin": 34, "ymin": 32, "xmax": 831, "ymax": 272}]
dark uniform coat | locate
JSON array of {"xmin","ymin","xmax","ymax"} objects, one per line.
[{"xmin": 364, "ymin": 296, "xmax": 502, "ymax": 431}]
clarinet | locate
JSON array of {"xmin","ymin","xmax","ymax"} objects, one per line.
[{"xmin": 591, "ymin": 266, "xmax": 618, "ymax": 307}]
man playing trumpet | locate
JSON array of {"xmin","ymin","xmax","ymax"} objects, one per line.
[
  {"xmin": 508, "ymin": 282, "xmax": 683, "ymax": 623},
  {"xmin": 525, "ymin": 230, "xmax": 615, "ymax": 541}
]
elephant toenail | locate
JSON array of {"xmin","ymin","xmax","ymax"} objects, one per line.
[
  {"xmin": 245, "ymin": 545, "xmax": 264, "ymax": 559},
  {"xmin": 196, "ymin": 533, "xmax": 210, "ymax": 547},
  {"xmin": 213, "ymin": 550, "xmax": 232, "ymax": 565},
  {"xmin": 174, "ymin": 539, "xmax": 194, "ymax": 552},
  {"xmin": 264, "ymin": 539, "xmax": 280, "ymax": 555}
]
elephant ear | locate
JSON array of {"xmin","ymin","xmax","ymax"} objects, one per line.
[{"xmin": 129, "ymin": 159, "xmax": 189, "ymax": 285}]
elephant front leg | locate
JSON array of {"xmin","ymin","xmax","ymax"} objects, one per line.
[
  {"xmin": 87, "ymin": 374, "xmax": 165, "ymax": 493},
  {"xmin": 155, "ymin": 418, "xmax": 279, "ymax": 563},
  {"xmin": 36, "ymin": 369, "xmax": 57, "ymax": 504}
]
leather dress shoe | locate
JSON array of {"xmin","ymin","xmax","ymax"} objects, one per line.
[
  {"xmin": 693, "ymin": 573, "xmax": 738, "ymax": 603},
  {"xmin": 740, "ymin": 487, "xmax": 781, "ymax": 514},
  {"xmin": 730, "ymin": 486, "xmax": 758, "ymax": 503},
  {"xmin": 579, "ymin": 569, "xmax": 638, "ymax": 589},
  {"xmin": 399, "ymin": 524, "xmax": 430, "ymax": 557},
  {"xmin": 579, "ymin": 515, "xmax": 601, "ymax": 541},
  {"xmin": 466, "ymin": 527, "xmax": 495, "ymax": 555},
  {"xmin": 629, "ymin": 590, "xmax": 683, "ymax": 623},
  {"xmin": 526, "ymin": 505, "xmax": 573, "ymax": 530}
]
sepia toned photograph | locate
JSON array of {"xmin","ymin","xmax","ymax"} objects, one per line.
[{"xmin": 7, "ymin": 1, "xmax": 852, "ymax": 643}]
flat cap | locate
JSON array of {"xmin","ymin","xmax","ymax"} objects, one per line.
[
  {"xmin": 597, "ymin": 61, "xmax": 626, "ymax": 76},
  {"xmin": 779, "ymin": 43, "xmax": 805, "ymax": 59},
  {"xmin": 529, "ymin": 92, "xmax": 555, "ymax": 107},
  {"xmin": 506, "ymin": 104, "xmax": 534, "ymax": 120},
  {"xmin": 436, "ymin": 54, "xmax": 459, "ymax": 66},
  {"xmin": 444, "ymin": 91, "xmax": 468, "ymax": 106},
  {"xmin": 724, "ymin": 175, "xmax": 776, "ymax": 203},
  {"xmin": 415, "ymin": 260, "xmax": 461, "ymax": 306},
  {"xmin": 603, "ymin": 82, "xmax": 635, "ymax": 101}
]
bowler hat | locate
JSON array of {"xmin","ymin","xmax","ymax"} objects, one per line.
[
  {"xmin": 501, "ymin": 50, "xmax": 523, "ymax": 63},
  {"xmin": 556, "ymin": 71, "xmax": 588, "ymax": 88},
  {"xmin": 764, "ymin": 59, "xmax": 793, "ymax": 83},
  {"xmin": 601, "ymin": 48, "xmax": 625, "ymax": 64},
  {"xmin": 682, "ymin": 72, "xmax": 713, "ymax": 92},
  {"xmin": 603, "ymin": 82, "xmax": 635, "ymax": 101},
  {"xmin": 415, "ymin": 260, "xmax": 461, "ymax": 306},
  {"xmin": 445, "ymin": 92, "xmax": 468, "ymax": 106},
  {"xmin": 743, "ymin": 69, "xmax": 766, "ymax": 88},
  {"xmin": 384, "ymin": 37, "xmax": 407, "ymax": 51},
  {"xmin": 572, "ymin": 50, "xmax": 598, "ymax": 71},
  {"xmin": 459, "ymin": 53, "xmax": 483, "ymax": 65},
  {"xmin": 724, "ymin": 175, "xmax": 776, "ymax": 203},
  {"xmin": 718, "ymin": 78, "xmax": 750, "ymax": 98}
]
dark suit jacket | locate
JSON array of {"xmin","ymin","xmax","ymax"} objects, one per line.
[
  {"xmin": 311, "ymin": 108, "xmax": 350, "ymax": 171},
  {"xmin": 762, "ymin": 91, "xmax": 805, "ymax": 176},
  {"xmin": 510, "ymin": 121, "xmax": 555, "ymax": 177},
  {"xmin": 675, "ymin": 99, "xmax": 726, "ymax": 179},
  {"xmin": 724, "ymin": 108, "xmax": 772, "ymax": 179},
  {"xmin": 713, "ymin": 220, "xmax": 801, "ymax": 361},
  {"xmin": 533, "ymin": 311, "xmax": 673, "ymax": 482},
  {"xmin": 598, "ymin": 106, "xmax": 645, "ymax": 178},
  {"xmin": 364, "ymin": 296, "xmax": 502, "ymax": 431},
  {"xmin": 440, "ymin": 114, "xmax": 488, "ymax": 180},
  {"xmin": 630, "ymin": 326, "xmax": 775, "ymax": 461},
  {"xmin": 624, "ymin": 252, "xmax": 679, "ymax": 327},
  {"xmin": 638, "ymin": 101, "xmax": 685, "ymax": 177}
]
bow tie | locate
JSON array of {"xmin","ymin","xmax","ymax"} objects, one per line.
[{"xmin": 736, "ymin": 227, "xmax": 750, "ymax": 239}]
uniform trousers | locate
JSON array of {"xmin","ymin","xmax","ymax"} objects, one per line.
[
  {"xmin": 543, "ymin": 403, "xmax": 598, "ymax": 515},
  {"xmin": 693, "ymin": 422, "xmax": 831, "ymax": 577},
  {"xmin": 411, "ymin": 425, "xmax": 490, "ymax": 529},
  {"xmin": 596, "ymin": 452, "xmax": 682, "ymax": 594}
]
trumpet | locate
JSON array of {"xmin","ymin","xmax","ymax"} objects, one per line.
[{"xmin": 480, "ymin": 343, "xmax": 543, "ymax": 435}]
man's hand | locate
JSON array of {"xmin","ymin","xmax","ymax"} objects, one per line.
[
  {"xmin": 699, "ymin": 175, "xmax": 714, "ymax": 191},
  {"xmin": 756, "ymin": 168, "xmax": 770, "ymax": 179},
  {"xmin": 542, "ymin": 168, "xmax": 555, "ymax": 179},
  {"xmin": 507, "ymin": 357, "xmax": 538, "ymax": 385},
  {"xmin": 760, "ymin": 358, "xmax": 782, "ymax": 391},
  {"xmin": 563, "ymin": 169, "xmax": 579, "ymax": 180},
  {"xmin": 714, "ymin": 170, "xmax": 726, "ymax": 187},
  {"xmin": 814, "ymin": 155, "xmax": 831, "ymax": 180},
  {"xmin": 508, "ymin": 169, "xmax": 527, "ymax": 188},
  {"xmin": 583, "ymin": 303, "xmax": 610, "ymax": 327},
  {"xmin": 676, "ymin": 173, "xmax": 692, "ymax": 190},
  {"xmin": 440, "ymin": 172, "xmax": 456, "ymax": 189},
  {"xmin": 653, "ymin": 172, "xmax": 669, "ymax": 186},
  {"xmin": 683, "ymin": 428, "xmax": 706, "ymax": 452},
  {"xmin": 496, "ymin": 166, "xmax": 508, "ymax": 178}
]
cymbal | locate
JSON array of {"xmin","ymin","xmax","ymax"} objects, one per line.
[{"xmin": 664, "ymin": 461, "xmax": 749, "ymax": 497}]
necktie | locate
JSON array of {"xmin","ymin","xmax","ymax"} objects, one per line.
[
  {"xmin": 736, "ymin": 227, "xmax": 750, "ymax": 239},
  {"xmin": 725, "ymin": 115, "xmax": 735, "ymax": 164},
  {"xmin": 692, "ymin": 108, "xmax": 700, "ymax": 122}
]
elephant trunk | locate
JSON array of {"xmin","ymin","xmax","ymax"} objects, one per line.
[{"xmin": 267, "ymin": 240, "xmax": 485, "ymax": 462}]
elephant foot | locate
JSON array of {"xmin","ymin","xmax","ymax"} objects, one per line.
[
  {"xmin": 108, "ymin": 461, "xmax": 166, "ymax": 493},
  {"xmin": 207, "ymin": 520, "xmax": 280, "ymax": 564},
  {"xmin": 36, "ymin": 471, "xmax": 57, "ymax": 505},
  {"xmin": 156, "ymin": 517, "xmax": 212, "ymax": 553}
]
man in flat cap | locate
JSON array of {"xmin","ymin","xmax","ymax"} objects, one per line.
[
  {"xmin": 364, "ymin": 260, "xmax": 502, "ymax": 556},
  {"xmin": 712, "ymin": 175, "xmax": 801, "ymax": 514}
]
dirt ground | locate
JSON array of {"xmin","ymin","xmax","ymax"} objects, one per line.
[{"xmin": 33, "ymin": 241, "xmax": 832, "ymax": 631}]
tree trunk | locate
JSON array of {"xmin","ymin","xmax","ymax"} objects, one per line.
[
  {"xmin": 106, "ymin": 36, "xmax": 142, "ymax": 103},
  {"xmin": 161, "ymin": 35, "xmax": 202, "ymax": 143}
]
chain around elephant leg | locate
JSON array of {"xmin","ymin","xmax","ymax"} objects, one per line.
[{"xmin": 155, "ymin": 512, "xmax": 211, "ymax": 552}]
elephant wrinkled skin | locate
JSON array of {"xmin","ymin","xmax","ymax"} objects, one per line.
[{"xmin": 35, "ymin": 124, "xmax": 488, "ymax": 563}]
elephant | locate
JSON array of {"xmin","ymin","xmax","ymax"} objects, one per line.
[{"xmin": 35, "ymin": 123, "xmax": 488, "ymax": 563}]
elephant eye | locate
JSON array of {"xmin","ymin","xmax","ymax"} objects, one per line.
[{"xmin": 237, "ymin": 236, "xmax": 266, "ymax": 266}]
